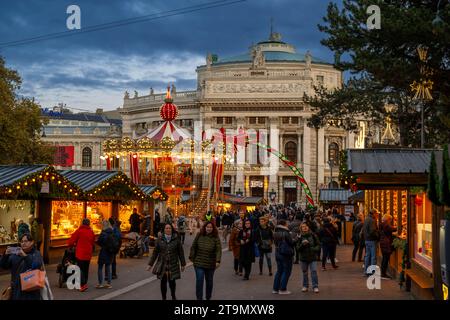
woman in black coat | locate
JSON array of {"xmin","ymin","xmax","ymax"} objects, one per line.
[
  {"xmin": 319, "ymin": 218, "xmax": 339, "ymax": 271},
  {"xmin": 237, "ymin": 219, "xmax": 255, "ymax": 280},
  {"xmin": 379, "ymin": 214, "xmax": 397, "ymax": 279},
  {"xmin": 148, "ymin": 223, "xmax": 186, "ymax": 300},
  {"xmin": 0, "ymin": 233, "xmax": 43, "ymax": 300}
]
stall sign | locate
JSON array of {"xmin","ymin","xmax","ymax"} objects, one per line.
[
  {"xmin": 40, "ymin": 182, "xmax": 49, "ymax": 194},
  {"xmin": 344, "ymin": 205, "xmax": 354, "ymax": 221}
]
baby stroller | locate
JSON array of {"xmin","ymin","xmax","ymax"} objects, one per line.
[
  {"xmin": 119, "ymin": 232, "xmax": 144, "ymax": 258},
  {"xmin": 56, "ymin": 247, "xmax": 77, "ymax": 288}
]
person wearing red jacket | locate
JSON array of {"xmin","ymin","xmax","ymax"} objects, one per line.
[{"xmin": 68, "ymin": 218, "xmax": 95, "ymax": 292}]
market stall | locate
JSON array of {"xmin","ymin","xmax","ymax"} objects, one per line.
[
  {"xmin": 340, "ymin": 148, "xmax": 439, "ymax": 299},
  {"xmin": 53, "ymin": 170, "xmax": 147, "ymax": 242},
  {"xmin": 217, "ymin": 193, "xmax": 265, "ymax": 212},
  {"xmin": 318, "ymin": 188, "xmax": 359, "ymax": 244},
  {"xmin": 0, "ymin": 165, "xmax": 82, "ymax": 260}
]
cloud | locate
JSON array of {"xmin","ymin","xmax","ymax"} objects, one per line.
[{"xmin": 16, "ymin": 49, "xmax": 203, "ymax": 110}]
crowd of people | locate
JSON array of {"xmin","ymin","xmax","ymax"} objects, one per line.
[{"xmin": 0, "ymin": 202, "xmax": 396, "ymax": 300}]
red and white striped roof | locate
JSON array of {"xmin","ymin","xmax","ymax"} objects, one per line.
[{"xmin": 139, "ymin": 120, "xmax": 191, "ymax": 143}]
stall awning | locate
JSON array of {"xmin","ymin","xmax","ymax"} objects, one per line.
[
  {"xmin": 0, "ymin": 165, "xmax": 82, "ymax": 199},
  {"xmin": 59, "ymin": 170, "xmax": 147, "ymax": 200},
  {"xmin": 138, "ymin": 184, "xmax": 168, "ymax": 201},
  {"xmin": 219, "ymin": 193, "xmax": 264, "ymax": 205},
  {"xmin": 0, "ymin": 165, "xmax": 49, "ymax": 187},
  {"xmin": 345, "ymin": 148, "xmax": 438, "ymax": 188},
  {"xmin": 319, "ymin": 189, "xmax": 356, "ymax": 204},
  {"xmin": 59, "ymin": 170, "xmax": 119, "ymax": 191}
]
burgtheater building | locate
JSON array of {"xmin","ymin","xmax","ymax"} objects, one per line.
[{"xmin": 120, "ymin": 31, "xmax": 360, "ymax": 206}]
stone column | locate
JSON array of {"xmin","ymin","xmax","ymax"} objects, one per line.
[
  {"xmin": 318, "ymin": 128, "xmax": 325, "ymax": 190},
  {"xmin": 235, "ymin": 117, "xmax": 246, "ymax": 195},
  {"xmin": 302, "ymin": 122, "xmax": 311, "ymax": 196},
  {"xmin": 269, "ymin": 117, "xmax": 279, "ymax": 196}
]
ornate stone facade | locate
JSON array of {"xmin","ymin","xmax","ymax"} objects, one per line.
[{"xmin": 120, "ymin": 32, "xmax": 360, "ymax": 205}]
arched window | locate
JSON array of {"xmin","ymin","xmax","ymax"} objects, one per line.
[
  {"xmin": 328, "ymin": 143, "xmax": 339, "ymax": 166},
  {"xmin": 82, "ymin": 147, "xmax": 92, "ymax": 168},
  {"xmin": 285, "ymin": 141, "xmax": 297, "ymax": 163}
]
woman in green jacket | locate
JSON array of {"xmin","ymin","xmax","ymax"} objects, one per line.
[
  {"xmin": 189, "ymin": 221, "xmax": 221, "ymax": 300},
  {"xmin": 297, "ymin": 223, "xmax": 320, "ymax": 293}
]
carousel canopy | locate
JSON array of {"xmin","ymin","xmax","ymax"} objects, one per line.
[{"xmin": 140, "ymin": 120, "xmax": 191, "ymax": 143}]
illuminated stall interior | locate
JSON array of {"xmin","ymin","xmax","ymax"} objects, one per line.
[{"xmin": 49, "ymin": 170, "xmax": 147, "ymax": 242}]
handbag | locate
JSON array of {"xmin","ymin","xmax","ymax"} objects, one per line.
[
  {"xmin": 152, "ymin": 260, "xmax": 163, "ymax": 275},
  {"xmin": 253, "ymin": 242, "xmax": 260, "ymax": 258},
  {"xmin": 20, "ymin": 269, "xmax": 46, "ymax": 292},
  {"xmin": 1, "ymin": 286, "xmax": 12, "ymax": 300}
]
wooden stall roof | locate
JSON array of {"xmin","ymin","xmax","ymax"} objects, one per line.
[
  {"xmin": 346, "ymin": 148, "xmax": 439, "ymax": 187},
  {"xmin": 138, "ymin": 184, "xmax": 168, "ymax": 201},
  {"xmin": 319, "ymin": 189, "xmax": 357, "ymax": 204},
  {"xmin": 59, "ymin": 170, "xmax": 119, "ymax": 191},
  {"xmin": 0, "ymin": 165, "xmax": 48, "ymax": 187}
]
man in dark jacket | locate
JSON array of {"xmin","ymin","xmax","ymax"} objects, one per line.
[
  {"xmin": 272, "ymin": 220, "xmax": 295, "ymax": 295},
  {"xmin": 363, "ymin": 209, "xmax": 380, "ymax": 276},
  {"xmin": 129, "ymin": 208, "xmax": 142, "ymax": 233}
]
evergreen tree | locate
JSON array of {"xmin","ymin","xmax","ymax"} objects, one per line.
[
  {"xmin": 306, "ymin": 0, "xmax": 450, "ymax": 147},
  {"xmin": 428, "ymin": 151, "xmax": 441, "ymax": 205}
]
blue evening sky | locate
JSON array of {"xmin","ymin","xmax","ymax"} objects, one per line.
[{"xmin": 0, "ymin": 0, "xmax": 342, "ymax": 111}]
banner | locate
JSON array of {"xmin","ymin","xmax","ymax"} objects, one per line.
[{"xmin": 54, "ymin": 146, "xmax": 74, "ymax": 167}]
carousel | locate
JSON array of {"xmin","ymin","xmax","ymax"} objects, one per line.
[{"xmin": 102, "ymin": 87, "xmax": 200, "ymax": 216}]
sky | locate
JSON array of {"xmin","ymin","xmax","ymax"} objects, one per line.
[{"xmin": 0, "ymin": 0, "xmax": 341, "ymax": 112}]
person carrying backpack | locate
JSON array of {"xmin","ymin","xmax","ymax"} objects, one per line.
[
  {"xmin": 96, "ymin": 220, "xmax": 118, "ymax": 289},
  {"xmin": 109, "ymin": 218, "xmax": 122, "ymax": 279}
]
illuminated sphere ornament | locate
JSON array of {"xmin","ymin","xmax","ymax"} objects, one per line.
[{"xmin": 160, "ymin": 86, "xmax": 178, "ymax": 121}]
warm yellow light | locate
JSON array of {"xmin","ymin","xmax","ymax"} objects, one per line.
[
  {"xmin": 32, "ymin": 178, "xmax": 36, "ymax": 182},
  {"xmin": 16, "ymin": 185, "xmax": 20, "ymax": 189},
  {"xmin": 46, "ymin": 172, "xmax": 49, "ymax": 176},
  {"xmin": 24, "ymin": 182, "xmax": 28, "ymax": 186}
]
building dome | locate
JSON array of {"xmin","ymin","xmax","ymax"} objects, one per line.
[{"xmin": 208, "ymin": 32, "xmax": 329, "ymax": 66}]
